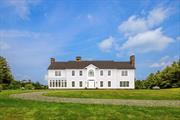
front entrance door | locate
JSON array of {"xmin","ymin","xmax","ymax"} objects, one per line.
[{"xmin": 87, "ymin": 80, "xmax": 95, "ymax": 88}]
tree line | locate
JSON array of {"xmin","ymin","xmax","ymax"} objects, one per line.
[
  {"xmin": 135, "ymin": 60, "xmax": 180, "ymax": 89},
  {"xmin": 0, "ymin": 55, "xmax": 179, "ymax": 90},
  {"xmin": 0, "ymin": 56, "xmax": 47, "ymax": 91}
]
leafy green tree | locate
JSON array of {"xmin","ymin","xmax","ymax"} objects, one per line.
[
  {"xmin": 0, "ymin": 56, "xmax": 14, "ymax": 85},
  {"xmin": 0, "ymin": 84, "xmax": 2, "ymax": 92},
  {"xmin": 135, "ymin": 80, "xmax": 145, "ymax": 89},
  {"xmin": 8, "ymin": 80, "xmax": 21, "ymax": 89},
  {"xmin": 33, "ymin": 81, "xmax": 41, "ymax": 89},
  {"xmin": 145, "ymin": 60, "xmax": 180, "ymax": 89},
  {"xmin": 25, "ymin": 83, "xmax": 35, "ymax": 90}
]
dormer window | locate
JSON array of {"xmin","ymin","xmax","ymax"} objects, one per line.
[
  {"xmin": 72, "ymin": 70, "xmax": 75, "ymax": 76},
  {"xmin": 88, "ymin": 70, "xmax": 94, "ymax": 77}
]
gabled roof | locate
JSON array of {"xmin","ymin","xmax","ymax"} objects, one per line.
[{"xmin": 48, "ymin": 61, "xmax": 135, "ymax": 69}]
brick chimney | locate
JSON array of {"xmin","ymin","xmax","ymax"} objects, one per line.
[
  {"xmin": 76, "ymin": 56, "xmax": 81, "ymax": 62},
  {"xmin": 130, "ymin": 55, "xmax": 135, "ymax": 67},
  {"xmin": 51, "ymin": 58, "xmax": 55, "ymax": 64}
]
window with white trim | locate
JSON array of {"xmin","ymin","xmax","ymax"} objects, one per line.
[
  {"xmin": 120, "ymin": 81, "xmax": 129, "ymax": 87},
  {"xmin": 50, "ymin": 80, "xmax": 52, "ymax": 87},
  {"xmin": 72, "ymin": 81, "xmax": 75, "ymax": 87},
  {"xmin": 72, "ymin": 71, "xmax": 75, "ymax": 76},
  {"xmin": 79, "ymin": 71, "xmax": 83, "ymax": 76},
  {"xmin": 100, "ymin": 70, "xmax": 103, "ymax": 76},
  {"xmin": 88, "ymin": 70, "xmax": 94, "ymax": 77},
  {"xmin": 100, "ymin": 81, "xmax": 103, "ymax": 87},
  {"xmin": 121, "ymin": 70, "xmax": 128, "ymax": 76},
  {"xmin": 55, "ymin": 71, "xmax": 61, "ymax": 76},
  {"xmin": 108, "ymin": 81, "xmax": 111, "ymax": 87},
  {"xmin": 79, "ymin": 81, "xmax": 82, "ymax": 87},
  {"xmin": 108, "ymin": 70, "xmax": 111, "ymax": 76}
]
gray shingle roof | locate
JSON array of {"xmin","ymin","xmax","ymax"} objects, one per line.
[{"xmin": 48, "ymin": 61, "xmax": 135, "ymax": 69}]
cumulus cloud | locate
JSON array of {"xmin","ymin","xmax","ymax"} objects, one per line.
[
  {"xmin": 119, "ymin": 7, "xmax": 169, "ymax": 36},
  {"xmin": 4, "ymin": 0, "xmax": 41, "ymax": 19},
  {"xmin": 120, "ymin": 28, "xmax": 173, "ymax": 52},
  {"xmin": 98, "ymin": 36, "xmax": 114, "ymax": 52},
  {"xmin": 147, "ymin": 7, "xmax": 169, "ymax": 27},
  {"xmin": 118, "ymin": 16, "xmax": 147, "ymax": 36},
  {"xmin": 118, "ymin": 7, "xmax": 172, "ymax": 53},
  {"xmin": 150, "ymin": 56, "xmax": 178, "ymax": 68}
]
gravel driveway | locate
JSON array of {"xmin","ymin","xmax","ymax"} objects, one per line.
[{"xmin": 10, "ymin": 92, "xmax": 180, "ymax": 107}]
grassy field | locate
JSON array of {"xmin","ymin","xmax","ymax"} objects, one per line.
[
  {"xmin": 0, "ymin": 89, "xmax": 180, "ymax": 120},
  {"xmin": 44, "ymin": 88, "xmax": 180, "ymax": 100}
]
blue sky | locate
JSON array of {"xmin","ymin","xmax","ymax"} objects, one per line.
[{"xmin": 0, "ymin": 0, "xmax": 179, "ymax": 84}]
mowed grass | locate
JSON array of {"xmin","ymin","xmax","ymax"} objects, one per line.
[
  {"xmin": 0, "ymin": 90, "xmax": 180, "ymax": 120},
  {"xmin": 44, "ymin": 88, "xmax": 180, "ymax": 100}
]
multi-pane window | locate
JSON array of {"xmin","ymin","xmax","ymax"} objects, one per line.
[
  {"xmin": 88, "ymin": 70, "xmax": 94, "ymax": 77},
  {"xmin": 53, "ymin": 80, "xmax": 55, "ymax": 87},
  {"xmin": 59, "ymin": 80, "xmax": 61, "ymax": 87},
  {"xmin": 62, "ymin": 80, "xmax": 64, "ymax": 87},
  {"xmin": 100, "ymin": 81, "xmax": 103, "ymax": 87},
  {"xmin": 64, "ymin": 80, "xmax": 67, "ymax": 87},
  {"xmin": 72, "ymin": 71, "xmax": 75, "ymax": 76},
  {"xmin": 50, "ymin": 80, "xmax": 67, "ymax": 88},
  {"xmin": 121, "ymin": 71, "xmax": 128, "ymax": 76},
  {"xmin": 100, "ymin": 70, "xmax": 103, "ymax": 76},
  {"xmin": 56, "ymin": 80, "xmax": 58, "ymax": 87},
  {"xmin": 72, "ymin": 81, "xmax": 75, "ymax": 87},
  {"xmin": 120, "ymin": 81, "xmax": 129, "ymax": 87},
  {"xmin": 55, "ymin": 71, "xmax": 61, "ymax": 76},
  {"xmin": 108, "ymin": 70, "xmax": 111, "ymax": 76},
  {"xmin": 108, "ymin": 81, "xmax": 111, "ymax": 87},
  {"xmin": 79, "ymin": 81, "xmax": 82, "ymax": 87},
  {"xmin": 50, "ymin": 80, "xmax": 52, "ymax": 87},
  {"xmin": 79, "ymin": 71, "xmax": 83, "ymax": 76}
]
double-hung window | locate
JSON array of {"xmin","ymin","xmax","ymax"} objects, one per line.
[
  {"xmin": 100, "ymin": 81, "xmax": 103, "ymax": 87},
  {"xmin": 108, "ymin": 81, "xmax": 111, "ymax": 87},
  {"xmin": 79, "ymin": 71, "xmax": 83, "ymax": 76},
  {"xmin": 100, "ymin": 70, "xmax": 103, "ymax": 76},
  {"xmin": 72, "ymin": 71, "xmax": 75, "ymax": 76},
  {"xmin": 121, "ymin": 71, "xmax": 128, "ymax": 76},
  {"xmin": 72, "ymin": 81, "xmax": 75, "ymax": 87},
  {"xmin": 108, "ymin": 70, "xmax": 111, "ymax": 76}
]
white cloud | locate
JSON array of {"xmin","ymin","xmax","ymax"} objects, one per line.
[
  {"xmin": 147, "ymin": 7, "xmax": 169, "ymax": 27},
  {"xmin": 0, "ymin": 41, "xmax": 10, "ymax": 50},
  {"xmin": 118, "ymin": 7, "xmax": 169, "ymax": 36},
  {"xmin": 117, "ymin": 6, "xmax": 173, "ymax": 53},
  {"xmin": 118, "ymin": 16, "xmax": 148, "ymax": 36},
  {"xmin": 98, "ymin": 36, "xmax": 114, "ymax": 52},
  {"xmin": 120, "ymin": 28, "xmax": 173, "ymax": 52},
  {"xmin": 5, "ymin": 0, "xmax": 41, "ymax": 19},
  {"xmin": 150, "ymin": 55, "xmax": 178, "ymax": 68}
]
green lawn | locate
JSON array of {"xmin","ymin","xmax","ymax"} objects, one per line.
[
  {"xmin": 0, "ymin": 90, "xmax": 179, "ymax": 120},
  {"xmin": 44, "ymin": 88, "xmax": 180, "ymax": 100}
]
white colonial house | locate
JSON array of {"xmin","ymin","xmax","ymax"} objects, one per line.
[{"xmin": 46, "ymin": 56, "xmax": 135, "ymax": 89}]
